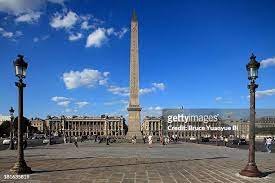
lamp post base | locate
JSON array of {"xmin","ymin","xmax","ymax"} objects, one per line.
[
  {"xmin": 10, "ymin": 161, "xmax": 32, "ymax": 174},
  {"xmin": 239, "ymin": 163, "xmax": 262, "ymax": 177}
]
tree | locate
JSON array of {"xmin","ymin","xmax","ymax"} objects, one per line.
[{"xmin": 0, "ymin": 121, "xmax": 11, "ymax": 137}]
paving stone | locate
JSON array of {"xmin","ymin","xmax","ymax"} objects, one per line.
[{"xmin": 0, "ymin": 143, "xmax": 274, "ymax": 183}]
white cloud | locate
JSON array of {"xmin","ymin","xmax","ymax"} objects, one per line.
[
  {"xmin": 261, "ymin": 57, "xmax": 275, "ymax": 68},
  {"xmin": 50, "ymin": 11, "xmax": 78, "ymax": 29},
  {"xmin": 215, "ymin": 97, "xmax": 223, "ymax": 101},
  {"xmin": 47, "ymin": 0, "xmax": 66, "ymax": 5},
  {"xmin": 85, "ymin": 27, "xmax": 128, "ymax": 48},
  {"xmin": 51, "ymin": 96, "xmax": 71, "ymax": 107},
  {"xmin": 139, "ymin": 83, "xmax": 166, "ymax": 95},
  {"xmin": 33, "ymin": 35, "xmax": 49, "ymax": 42},
  {"xmin": 107, "ymin": 85, "xmax": 129, "ymax": 96},
  {"xmin": 81, "ymin": 21, "xmax": 93, "ymax": 30},
  {"xmin": 86, "ymin": 28, "xmax": 107, "ymax": 48},
  {"xmin": 215, "ymin": 96, "xmax": 232, "ymax": 104},
  {"xmin": 113, "ymin": 27, "xmax": 128, "ymax": 38},
  {"xmin": 139, "ymin": 87, "xmax": 155, "ymax": 95},
  {"xmin": 104, "ymin": 100, "xmax": 128, "ymax": 106},
  {"xmin": 0, "ymin": 27, "xmax": 22, "ymax": 40},
  {"xmin": 0, "ymin": 0, "xmax": 65, "ymax": 15},
  {"xmin": 106, "ymin": 28, "xmax": 114, "ymax": 35},
  {"xmin": 141, "ymin": 106, "xmax": 163, "ymax": 118},
  {"xmin": 255, "ymin": 89, "xmax": 275, "ymax": 98},
  {"xmin": 57, "ymin": 100, "xmax": 70, "ymax": 107},
  {"xmin": 62, "ymin": 68, "xmax": 109, "ymax": 89},
  {"xmin": 68, "ymin": 32, "xmax": 82, "ymax": 41},
  {"xmin": 75, "ymin": 101, "xmax": 89, "ymax": 108},
  {"xmin": 15, "ymin": 11, "xmax": 41, "ymax": 23},
  {"xmin": 152, "ymin": 82, "xmax": 165, "ymax": 90},
  {"xmin": 107, "ymin": 82, "xmax": 165, "ymax": 96},
  {"xmin": 51, "ymin": 96, "xmax": 70, "ymax": 102}
]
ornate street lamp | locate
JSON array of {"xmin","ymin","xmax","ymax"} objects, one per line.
[
  {"xmin": 240, "ymin": 54, "xmax": 261, "ymax": 177},
  {"xmin": 10, "ymin": 55, "xmax": 32, "ymax": 174},
  {"xmin": 9, "ymin": 107, "xmax": 15, "ymax": 150}
]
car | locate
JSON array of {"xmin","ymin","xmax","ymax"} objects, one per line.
[
  {"xmin": 201, "ymin": 137, "xmax": 210, "ymax": 142},
  {"xmin": 232, "ymin": 138, "xmax": 247, "ymax": 145},
  {"xmin": 42, "ymin": 139, "xmax": 49, "ymax": 144},
  {"xmin": 2, "ymin": 139, "xmax": 10, "ymax": 145},
  {"xmin": 43, "ymin": 138, "xmax": 57, "ymax": 144},
  {"xmin": 189, "ymin": 137, "xmax": 197, "ymax": 141}
]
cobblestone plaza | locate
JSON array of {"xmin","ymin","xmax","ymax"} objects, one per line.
[{"xmin": 0, "ymin": 142, "xmax": 274, "ymax": 183}]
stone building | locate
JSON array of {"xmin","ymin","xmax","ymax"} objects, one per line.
[
  {"xmin": 141, "ymin": 117, "xmax": 162, "ymax": 137},
  {"xmin": 31, "ymin": 118, "xmax": 46, "ymax": 133},
  {"xmin": 45, "ymin": 115, "xmax": 126, "ymax": 137},
  {"xmin": 141, "ymin": 116, "xmax": 251, "ymax": 140},
  {"xmin": 256, "ymin": 116, "xmax": 275, "ymax": 128}
]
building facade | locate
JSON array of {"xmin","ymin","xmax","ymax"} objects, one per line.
[
  {"xmin": 0, "ymin": 115, "xmax": 11, "ymax": 126},
  {"xmin": 31, "ymin": 118, "xmax": 46, "ymax": 133},
  {"xmin": 45, "ymin": 115, "xmax": 126, "ymax": 137},
  {"xmin": 141, "ymin": 117, "xmax": 252, "ymax": 139},
  {"xmin": 256, "ymin": 116, "xmax": 275, "ymax": 128},
  {"xmin": 141, "ymin": 117, "xmax": 162, "ymax": 137}
]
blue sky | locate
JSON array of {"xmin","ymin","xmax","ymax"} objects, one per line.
[{"xmin": 0, "ymin": 0, "xmax": 275, "ymax": 119}]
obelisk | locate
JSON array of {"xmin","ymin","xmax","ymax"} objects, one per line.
[{"xmin": 127, "ymin": 11, "xmax": 142, "ymax": 139}]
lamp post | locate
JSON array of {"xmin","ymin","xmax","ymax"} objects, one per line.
[
  {"xmin": 239, "ymin": 54, "xmax": 261, "ymax": 177},
  {"xmin": 9, "ymin": 107, "xmax": 15, "ymax": 150},
  {"xmin": 49, "ymin": 121, "xmax": 52, "ymax": 145},
  {"xmin": 10, "ymin": 55, "xmax": 32, "ymax": 174}
]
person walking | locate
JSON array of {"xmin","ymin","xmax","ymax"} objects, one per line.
[
  {"xmin": 266, "ymin": 137, "xmax": 273, "ymax": 153},
  {"xmin": 148, "ymin": 134, "xmax": 153, "ymax": 148},
  {"xmin": 74, "ymin": 136, "xmax": 78, "ymax": 148},
  {"xmin": 143, "ymin": 135, "xmax": 146, "ymax": 144},
  {"xmin": 106, "ymin": 135, "xmax": 110, "ymax": 145},
  {"xmin": 224, "ymin": 136, "xmax": 229, "ymax": 147}
]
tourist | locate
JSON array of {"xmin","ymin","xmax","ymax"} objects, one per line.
[
  {"xmin": 165, "ymin": 136, "xmax": 169, "ymax": 146},
  {"xmin": 23, "ymin": 139, "xmax": 27, "ymax": 149},
  {"xmin": 106, "ymin": 135, "xmax": 110, "ymax": 145},
  {"xmin": 148, "ymin": 134, "xmax": 153, "ymax": 148},
  {"xmin": 266, "ymin": 137, "xmax": 273, "ymax": 153},
  {"xmin": 143, "ymin": 135, "xmax": 146, "ymax": 144},
  {"xmin": 224, "ymin": 136, "xmax": 229, "ymax": 147},
  {"xmin": 63, "ymin": 136, "xmax": 67, "ymax": 144},
  {"xmin": 134, "ymin": 135, "xmax": 137, "ymax": 144}
]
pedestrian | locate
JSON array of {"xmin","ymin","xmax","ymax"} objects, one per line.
[
  {"xmin": 165, "ymin": 136, "xmax": 169, "ymax": 146},
  {"xmin": 134, "ymin": 135, "xmax": 137, "ymax": 144},
  {"xmin": 224, "ymin": 136, "xmax": 229, "ymax": 147},
  {"xmin": 94, "ymin": 135, "xmax": 97, "ymax": 143},
  {"xmin": 74, "ymin": 136, "xmax": 78, "ymax": 148},
  {"xmin": 131, "ymin": 136, "xmax": 135, "ymax": 144},
  {"xmin": 143, "ymin": 135, "xmax": 146, "ymax": 144},
  {"xmin": 64, "ymin": 135, "xmax": 67, "ymax": 144},
  {"xmin": 148, "ymin": 134, "xmax": 153, "ymax": 148},
  {"xmin": 106, "ymin": 135, "xmax": 110, "ymax": 145},
  {"xmin": 266, "ymin": 137, "xmax": 273, "ymax": 153},
  {"xmin": 262, "ymin": 137, "xmax": 266, "ymax": 152},
  {"xmin": 23, "ymin": 139, "xmax": 27, "ymax": 149}
]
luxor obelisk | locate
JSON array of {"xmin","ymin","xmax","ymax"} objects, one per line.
[{"xmin": 127, "ymin": 11, "xmax": 142, "ymax": 139}]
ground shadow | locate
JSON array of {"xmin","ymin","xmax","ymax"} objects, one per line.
[
  {"xmin": 260, "ymin": 170, "xmax": 275, "ymax": 178},
  {"xmin": 32, "ymin": 156, "xmax": 228, "ymax": 174}
]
